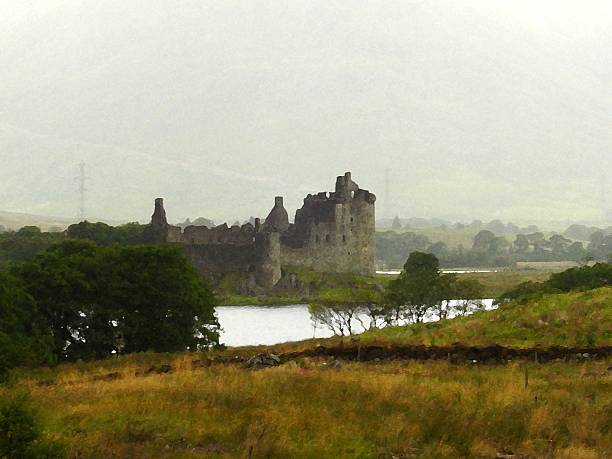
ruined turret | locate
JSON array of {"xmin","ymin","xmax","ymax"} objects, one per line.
[
  {"xmin": 143, "ymin": 198, "xmax": 169, "ymax": 244},
  {"xmin": 263, "ymin": 196, "xmax": 289, "ymax": 232},
  {"xmin": 151, "ymin": 198, "xmax": 168, "ymax": 226},
  {"xmin": 334, "ymin": 172, "xmax": 359, "ymax": 201},
  {"xmin": 144, "ymin": 198, "xmax": 183, "ymax": 244}
]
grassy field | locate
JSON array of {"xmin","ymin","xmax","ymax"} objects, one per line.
[
  {"xmin": 456, "ymin": 270, "xmax": 552, "ymax": 298},
  {"xmin": 3, "ymin": 288, "xmax": 610, "ymax": 458},
  {"xmin": 360, "ymin": 287, "xmax": 611, "ymax": 348},
  {"xmin": 4, "ymin": 357, "xmax": 609, "ymax": 458}
]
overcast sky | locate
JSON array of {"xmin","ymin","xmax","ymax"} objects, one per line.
[{"xmin": 1, "ymin": 0, "xmax": 610, "ymax": 225}]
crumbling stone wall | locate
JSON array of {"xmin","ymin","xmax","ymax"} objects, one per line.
[
  {"xmin": 279, "ymin": 172, "xmax": 376, "ymax": 276},
  {"xmin": 144, "ymin": 172, "xmax": 375, "ymax": 289}
]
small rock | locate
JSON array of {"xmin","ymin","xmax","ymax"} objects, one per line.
[{"xmin": 244, "ymin": 353, "xmax": 282, "ymax": 369}]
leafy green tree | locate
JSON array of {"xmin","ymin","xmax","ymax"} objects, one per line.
[
  {"xmin": 385, "ymin": 252, "xmax": 485, "ymax": 322},
  {"xmin": 0, "ymin": 227, "xmax": 64, "ymax": 267},
  {"xmin": 102, "ymin": 245, "xmax": 219, "ymax": 353},
  {"xmin": 0, "ymin": 272, "xmax": 55, "ymax": 382},
  {"xmin": 13, "ymin": 240, "xmax": 101, "ymax": 359},
  {"xmin": 499, "ymin": 262, "xmax": 612, "ymax": 303},
  {"xmin": 385, "ymin": 252, "xmax": 444, "ymax": 323},
  {"xmin": 547, "ymin": 262, "xmax": 612, "ymax": 292},
  {"xmin": 14, "ymin": 241, "xmax": 219, "ymax": 360},
  {"xmin": 65, "ymin": 221, "xmax": 145, "ymax": 246}
]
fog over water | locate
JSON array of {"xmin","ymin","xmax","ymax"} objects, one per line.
[{"xmin": 1, "ymin": 1, "xmax": 610, "ymax": 225}]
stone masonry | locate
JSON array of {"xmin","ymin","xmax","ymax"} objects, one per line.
[{"xmin": 144, "ymin": 172, "xmax": 376, "ymax": 288}]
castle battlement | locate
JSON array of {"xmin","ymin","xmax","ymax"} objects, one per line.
[{"xmin": 144, "ymin": 172, "xmax": 375, "ymax": 289}]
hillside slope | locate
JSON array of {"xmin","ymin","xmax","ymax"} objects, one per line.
[{"xmin": 361, "ymin": 287, "xmax": 612, "ymax": 348}]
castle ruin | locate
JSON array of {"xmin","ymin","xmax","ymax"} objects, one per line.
[{"xmin": 144, "ymin": 172, "xmax": 376, "ymax": 289}]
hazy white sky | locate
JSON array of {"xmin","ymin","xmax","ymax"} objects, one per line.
[{"xmin": 1, "ymin": 0, "xmax": 610, "ymax": 225}]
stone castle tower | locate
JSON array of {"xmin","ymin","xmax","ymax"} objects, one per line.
[{"xmin": 145, "ymin": 172, "xmax": 375, "ymax": 288}]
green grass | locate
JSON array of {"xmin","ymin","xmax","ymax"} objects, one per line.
[
  {"xmin": 218, "ymin": 268, "xmax": 555, "ymax": 306},
  {"xmin": 456, "ymin": 270, "xmax": 552, "ymax": 298},
  {"xmin": 218, "ymin": 267, "xmax": 384, "ymax": 306},
  {"xmin": 361, "ymin": 287, "xmax": 612, "ymax": 348}
]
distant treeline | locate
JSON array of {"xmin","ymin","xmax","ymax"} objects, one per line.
[
  {"xmin": 2, "ymin": 220, "xmax": 611, "ymax": 271},
  {"xmin": 377, "ymin": 228, "xmax": 612, "ymax": 268},
  {"xmin": 0, "ymin": 221, "xmax": 146, "ymax": 268},
  {"xmin": 380, "ymin": 217, "xmax": 542, "ymax": 235}
]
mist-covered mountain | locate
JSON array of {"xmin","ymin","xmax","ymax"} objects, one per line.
[{"xmin": 1, "ymin": 0, "xmax": 610, "ymax": 224}]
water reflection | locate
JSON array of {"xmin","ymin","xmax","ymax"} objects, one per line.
[{"xmin": 216, "ymin": 299, "xmax": 494, "ymax": 347}]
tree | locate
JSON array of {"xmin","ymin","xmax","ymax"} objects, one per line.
[
  {"xmin": 385, "ymin": 252, "xmax": 443, "ymax": 323},
  {"xmin": 309, "ymin": 285, "xmax": 384, "ymax": 336},
  {"xmin": 391, "ymin": 216, "xmax": 402, "ymax": 230},
  {"xmin": 498, "ymin": 262, "xmax": 612, "ymax": 303},
  {"xmin": 472, "ymin": 230, "xmax": 496, "ymax": 253},
  {"xmin": 65, "ymin": 221, "xmax": 145, "ymax": 246},
  {"xmin": 513, "ymin": 234, "xmax": 530, "ymax": 254},
  {"xmin": 0, "ymin": 272, "xmax": 55, "ymax": 382},
  {"xmin": 0, "ymin": 227, "xmax": 64, "ymax": 266},
  {"xmin": 103, "ymin": 245, "xmax": 220, "ymax": 353},
  {"xmin": 385, "ymin": 252, "xmax": 486, "ymax": 322},
  {"xmin": 452, "ymin": 278, "xmax": 485, "ymax": 316},
  {"xmin": 14, "ymin": 241, "xmax": 219, "ymax": 360}
]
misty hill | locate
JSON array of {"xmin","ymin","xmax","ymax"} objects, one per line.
[
  {"xmin": 0, "ymin": 209, "xmax": 76, "ymax": 232},
  {"xmin": 0, "ymin": 209, "xmax": 124, "ymax": 232},
  {"xmin": 1, "ymin": 1, "xmax": 610, "ymax": 223}
]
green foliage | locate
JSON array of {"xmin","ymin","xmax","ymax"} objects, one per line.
[
  {"xmin": 0, "ymin": 227, "xmax": 64, "ymax": 268},
  {"xmin": 547, "ymin": 262, "xmax": 612, "ymax": 291},
  {"xmin": 65, "ymin": 221, "xmax": 145, "ymax": 246},
  {"xmin": 0, "ymin": 392, "xmax": 65, "ymax": 458},
  {"xmin": 385, "ymin": 252, "xmax": 483, "ymax": 323},
  {"xmin": 500, "ymin": 262, "xmax": 612, "ymax": 303},
  {"xmin": 14, "ymin": 241, "xmax": 219, "ymax": 360},
  {"xmin": 376, "ymin": 225, "xmax": 611, "ymax": 269},
  {"xmin": 365, "ymin": 287, "xmax": 612, "ymax": 348},
  {"xmin": 402, "ymin": 251, "xmax": 439, "ymax": 273},
  {"xmin": 0, "ymin": 272, "xmax": 55, "ymax": 382}
]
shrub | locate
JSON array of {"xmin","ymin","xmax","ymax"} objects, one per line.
[{"xmin": 0, "ymin": 393, "xmax": 64, "ymax": 458}]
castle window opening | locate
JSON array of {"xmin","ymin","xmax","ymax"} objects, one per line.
[
  {"xmin": 325, "ymin": 234, "xmax": 330, "ymax": 242},
  {"xmin": 342, "ymin": 235, "xmax": 346, "ymax": 243}
]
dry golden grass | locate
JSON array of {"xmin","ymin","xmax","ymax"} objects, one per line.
[{"xmin": 5, "ymin": 357, "xmax": 611, "ymax": 458}]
